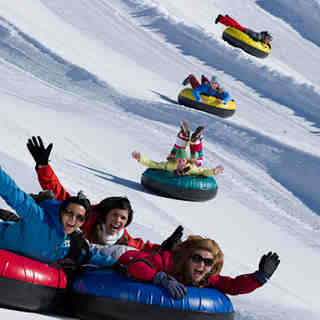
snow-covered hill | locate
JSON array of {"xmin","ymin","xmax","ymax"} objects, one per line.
[{"xmin": 0, "ymin": 1, "xmax": 319, "ymax": 319}]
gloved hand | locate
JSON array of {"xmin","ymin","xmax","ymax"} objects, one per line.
[
  {"xmin": 255, "ymin": 251, "xmax": 280, "ymax": 284},
  {"xmin": 30, "ymin": 190, "xmax": 55, "ymax": 204},
  {"xmin": 160, "ymin": 225, "xmax": 183, "ymax": 251},
  {"xmin": 26, "ymin": 136, "xmax": 53, "ymax": 166},
  {"xmin": 152, "ymin": 271, "xmax": 187, "ymax": 299}
]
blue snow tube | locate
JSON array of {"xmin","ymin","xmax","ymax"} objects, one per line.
[
  {"xmin": 70, "ymin": 269, "xmax": 234, "ymax": 320},
  {"xmin": 141, "ymin": 168, "xmax": 218, "ymax": 201}
]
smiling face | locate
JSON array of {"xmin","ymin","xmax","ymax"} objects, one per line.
[
  {"xmin": 61, "ymin": 203, "xmax": 86, "ymax": 234},
  {"xmin": 187, "ymin": 249, "xmax": 213, "ymax": 283},
  {"xmin": 104, "ymin": 208, "xmax": 129, "ymax": 235},
  {"xmin": 210, "ymin": 81, "xmax": 218, "ymax": 90},
  {"xmin": 176, "ymin": 158, "xmax": 188, "ymax": 170}
]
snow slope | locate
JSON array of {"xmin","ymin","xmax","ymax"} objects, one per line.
[{"xmin": 0, "ymin": 0, "xmax": 319, "ymax": 319}]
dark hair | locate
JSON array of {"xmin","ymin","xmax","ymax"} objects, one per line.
[
  {"xmin": 60, "ymin": 191, "xmax": 91, "ymax": 221},
  {"xmin": 90, "ymin": 197, "xmax": 133, "ymax": 245},
  {"xmin": 96, "ymin": 196, "xmax": 133, "ymax": 227},
  {"xmin": 261, "ymin": 31, "xmax": 272, "ymax": 41}
]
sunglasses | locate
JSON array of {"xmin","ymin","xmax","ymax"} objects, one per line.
[
  {"xmin": 191, "ymin": 253, "xmax": 214, "ymax": 267},
  {"xmin": 63, "ymin": 209, "xmax": 86, "ymax": 223}
]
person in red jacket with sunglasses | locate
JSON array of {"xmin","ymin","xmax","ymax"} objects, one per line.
[{"xmin": 118, "ymin": 235, "xmax": 280, "ymax": 299}]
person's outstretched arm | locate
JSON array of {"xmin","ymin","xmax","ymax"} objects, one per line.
[
  {"xmin": 132, "ymin": 151, "xmax": 169, "ymax": 170},
  {"xmin": 208, "ymin": 252, "xmax": 280, "ymax": 295},
  {"xmin": 0, "ymin": 165, "xmax": 43, "ymax": 221},
  {"xmin": 27, "ymin": 136, "xmax": 71, "ymax": 201}
]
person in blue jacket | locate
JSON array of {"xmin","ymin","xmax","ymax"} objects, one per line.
[
  {"xmin": 182, "ymin": 74, "xmax": 230, "ymax": 104},
  {"xmin": 0, "ymin": 164, "xmax": 116, "ymax": 268}
]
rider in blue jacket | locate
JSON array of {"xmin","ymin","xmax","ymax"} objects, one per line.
[
  {"xmin": 183, "ymin": 74, "xmax": 230, "ymax": 104},
  {"xmin": 0, "ymin": 165, "xmax": 116, "ymax": 267}
]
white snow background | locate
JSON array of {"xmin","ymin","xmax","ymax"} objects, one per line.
[{"xmin": 0, "ymin": 0, "xmax": 319, "ymax": 319}]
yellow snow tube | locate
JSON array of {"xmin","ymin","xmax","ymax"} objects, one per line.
[
  {"xmin": 222, "ymin": 27, "xmax": 270, "ymax": 58},
  {"xmin": 177, "ymin": 88, "xmax": 236, "ymax": 118}
]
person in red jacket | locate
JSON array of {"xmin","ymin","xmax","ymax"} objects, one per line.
[
  {"xmin": 215, "ymin": 14, "xmax": 272, "ymax": 48},
  {"xmin": 118, "ymin": 235, "xmax": 280, "ymax": 299},
  {"xmin": 26, "ymin": 136, "xmax": 182, "ymax": 253}
]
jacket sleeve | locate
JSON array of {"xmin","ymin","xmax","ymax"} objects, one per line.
[
  {"xmin": 139, "ymin": 157, "xmax": 168, "ymax": 170},
  {"xmin": 125, "ymin": 229, "xmax": 161, "ymax": 252},
  {"xmin": 118, "ymin": 251, "xmax": 165, "ymax": 281},
  {"xmin": 207, "ymin": 272, "xmax": 262, "ymax": 295},
  {"xmin": 189, "ymin": 166, "xmax": 214, "ymax": 177},
  {"xmin": 192, "ymin": 83, "xmax": 208, "ymax": 102},
  {"xmin": 221, "ymin": 91, "xmax": 231, "ymax": 103},
  {"xmin": 36, "ymin": 165, "xmax": 71, "ymax": 201},
  {"xmin": 0, "ymin": 166, "xmax": 44, "ymax": 221}
]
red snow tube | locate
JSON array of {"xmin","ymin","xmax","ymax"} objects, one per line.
[{"xmin": 0, "ymin": 249, "xmax": 67, "ymax": 312}]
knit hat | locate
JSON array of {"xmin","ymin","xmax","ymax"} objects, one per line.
[
  {"xmin": 211, "ymin": 76, "xmax": 218, "ymax": 83},
  {"xmin": 60, "ymin": 191, "xmax": 91, "ymax": 220},
  {"xmin": 175, "ymin": 149, "xmax": 190, "ymax": 160}
]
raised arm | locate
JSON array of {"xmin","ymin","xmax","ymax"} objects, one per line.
[
  {"xmin": 36, "ymin": 165, "xmax": 71, "ymax": 201},
  {"xmin": 0, "ymin": 165, "xmax": 43, "ymax": 221},
  {"xmin": 208, "ymin": 252, "xmax": 280, "ymax": 295},
  {"xmin": 27, "ymin": 136, "xmax": 71, "ymax": 201},
  {"xmin": 132, "ymin": 151, "xmax": 169, "ymax": 170}
]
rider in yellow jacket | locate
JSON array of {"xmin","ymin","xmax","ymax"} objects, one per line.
[{"xmin": 132, "ymin": 149, "xmax": 223, "ymax": 177}]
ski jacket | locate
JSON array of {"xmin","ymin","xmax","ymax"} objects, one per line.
[
  {"xmin": 0, "ymin": 166, "xmax": 114, "ymax": 267},
  {"xmin": 139, "ymin": 157, "xmax": 217, "ymax": 177},
  {"xmin": 193, "ymin": 82, "xmax": 230, "ymax": 103},
  {"xmin": 118, "ymin": 250, "xmax": 263, "ymax": 295},
  {"xmin": 36, "ymin": 165, "xmax": 159, "ymax": 252}
]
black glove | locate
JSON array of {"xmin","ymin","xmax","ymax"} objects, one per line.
[
  {"xmin": 256, "ymin": 251, "xmax": 280, "ymax": 284},
  {"xmin": 160, "ymin": 225, "xmax": 183, "ymax": 251},
  {"xmin": 152, "ymin": 271, "xmax": 187, "ymax": 299},
  {"xmin": 0, "ymin": 209, "xmax": 20, "ymax": 222},
  {"xmin": 30, "ymin": 190, "xmax": 55, "ymax": 204},
  {"xmin": 26, "ymin": 136, "xmax": 53, "ymax": 166}
]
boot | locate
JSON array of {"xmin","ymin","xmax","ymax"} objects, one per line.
[
  {"xmin": 215, "ymin": 14, "xmax": 222, "ymax": 24},
  {"xmin": 180, "ymin": 121, "xmax": 190, "ymax": 138},
  {"xmin": 191, "ymin": 126, "xmax": 204, "ymax": 142},
  {"xmin": 182, "ymin": 75, "xmax": 192, "ymax": 86}
]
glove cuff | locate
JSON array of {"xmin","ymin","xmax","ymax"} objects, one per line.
[{"xmin": 255, "ymin": 270, "xmax": 269, "ymax": 284}]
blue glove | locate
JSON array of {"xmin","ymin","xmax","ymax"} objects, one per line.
[
  {"xmin": 153, "ymin": 271, "xmax": 187, "ymax": 299},
  {"xmin": 255, "ymin": 251, "xmax": 280, "ymax": 284},
  {"xmin": 88, "ymin": 251, "xmax": 117, "ymax": 267}
]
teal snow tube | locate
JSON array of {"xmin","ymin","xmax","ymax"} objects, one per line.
[{"xmin": 141, "ymin": 169, "xmax": 218, "ymax": 201}]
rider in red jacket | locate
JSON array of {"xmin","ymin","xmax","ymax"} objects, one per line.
[
  {"xmin": 118, "ymin": 235, "xmax": 280, "ymax": 299},
  {"xmin": 215, "ymin": 14, "xmax": 272, "ymax": 48}
]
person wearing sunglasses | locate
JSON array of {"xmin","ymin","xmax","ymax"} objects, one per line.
[
  {"xmin": 117, "ymin": 235, "xmax": 280, "ymax": 299},
  {"xmin": 26, "ymin": 136, "xmax": 180, "ymax": 253},
  {"xmin": 0, "ymin": 164, "xmax": 117, "ymax": 269}
]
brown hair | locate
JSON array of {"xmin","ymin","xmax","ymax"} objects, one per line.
[
  {"xmin": 169, "ymin": 235, "xmax": 224, "ymax": 286},
  {"xmin": 89, "ymin": 197, "xmax": 133, "ymax": 245}
]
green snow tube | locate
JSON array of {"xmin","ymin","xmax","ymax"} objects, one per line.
[{"xmin": 141, "ymin": 169, "xmax": 218, "ymax": 201}]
